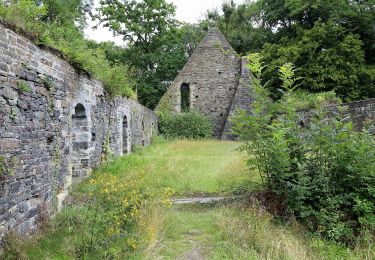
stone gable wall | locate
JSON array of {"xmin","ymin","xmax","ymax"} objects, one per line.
[
  {"xmin": 156, "ymin": 28, "xmax": 242, "ymax": 138},
  {"xmin": 0, "ymin": 24, "xmax": 157, "ymax": 238}
]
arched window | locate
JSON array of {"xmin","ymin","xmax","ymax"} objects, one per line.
[
  {"xmin": 71, "ymin": 103, "xmax": 89, "ymax": 178},
  {"xmin": 123, "ymin": 115, "xmax": 129, "ymax": 154},
  {"xmin": 180, "ymin": 83, "xmax": 190, "ymax": 112}
]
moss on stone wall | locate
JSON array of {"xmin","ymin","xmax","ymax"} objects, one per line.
[{"xmin": 155, "ymin": 93, "xmax": 174, "ymax": 116}]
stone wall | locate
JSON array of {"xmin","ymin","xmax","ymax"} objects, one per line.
[
  {"xmin": 156, "ymin": 28, "xmax": 242, "ymax": 138},
  {"xmin": 0, "ymin": 23, "xmax": 157, "ymax": 238},
  {"xmin": 222, "ymin": 57, "xmax": 254, "ymax": 138},
  {"xmin": 298, "ymin": 98, "xmax": 375, "ymax": 133},
  {"xmin": 334, "ymin": 99, "xmax": 375, "ymax": 132}
]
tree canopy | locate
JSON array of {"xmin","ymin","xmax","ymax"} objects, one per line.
[
  {"xmin": 204, "ymin": 0, "xmax": 375, "ymax": 101},
  {"xmin": 96, "ymin": 0, "xmax": 205, "ymax": 109}
]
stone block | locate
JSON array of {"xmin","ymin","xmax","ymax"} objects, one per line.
[
  {"xmin": 0, "ymin": 138, "xmax": 21, "ymax": 150},
  {"xmin": 0, "ymin": 63, "xmax": 8, "ymax": 72},
  {"xmin": 1, "ymin": 86, "xmax": 18, "ymax": 100}
]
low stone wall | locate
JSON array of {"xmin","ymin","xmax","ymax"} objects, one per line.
[
  {"xmin": 298, "ymin": 99, "xmax": 375, "ymax": 133},
  {"xmin": 0, "ymin": 24, "xmax": 157, "ymax": 238},
  {"xmin": 335, "ymin": 99, "xmax": 375, "ymax": 132}
]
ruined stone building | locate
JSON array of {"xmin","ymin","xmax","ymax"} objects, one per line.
[
  {"xmin": 0, "ymin": 23, "xmax": 157, "ymax": 238},
  {"xmin": 156, "ymin": 28, "xmax": 375, "ymax": 139},
  {"xmin": 0, "ymin": 23, "xmax": 374, "ymax": 241},
  {"xmin": 156, "ymin": 27, "xmax": 253, "ymax": 139}
]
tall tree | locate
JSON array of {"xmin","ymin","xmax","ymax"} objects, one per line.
[
  {"xmin": 259, "ymin": 0, "xmax": 375, "ymax": 100},
  {"xmin": 204, "ymin": 0, "xmax": 271, "ymax": 55},
  {"xmin": 204, "ymin": 0, "xmax": 375, "ymax": 101},
  {"xmin": 96, "ymin": 0, "xmax": 205, "ymax": 108}
]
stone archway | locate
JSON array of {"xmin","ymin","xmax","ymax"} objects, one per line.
[{"xmin": 71, "ymin": 103, "xmax": 90, "ymax": 179}]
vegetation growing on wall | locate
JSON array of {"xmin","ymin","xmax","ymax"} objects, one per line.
[
  {"xmin": 0, "ymin": 0, "xmax": 135, "ymax": 98},
  {"xmin": 232, "ymin": 53, "xmax": 375, "ymax": 244}
]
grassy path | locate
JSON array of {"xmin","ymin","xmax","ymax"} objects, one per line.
[
  {"xmin": 134, "ymin": 140, "xmax": 370, "ymax": 260},
  {"xmin": 131, "ymin": 139, "xmax": 251, "ymax": 196},
  {"xmin": 5, "ymin": 139, "xmax": 372, "ymax": 259}
]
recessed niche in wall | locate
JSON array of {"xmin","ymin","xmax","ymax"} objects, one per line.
[
  {"xmin": 180, "ymin": 83, "xmax": 190, "ymax": 112},
  {"xmin": 123, "ymin": 115, "xmax": 129, "ymax": 154},
  {"xmin": 71, "ymin": 103, "xmax": 89, "ymax": 178}
]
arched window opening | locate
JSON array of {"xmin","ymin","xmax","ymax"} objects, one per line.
[
  {"xmin": 123, "ymin": 115, "xmax": 129, "ymax": 154},
  {"xmin": 180, "ymin": 83, "xmax": 190, "ymax": 112},
  {"xmin": 71, "ymin": 103, "xmax": 89, "ymax": 178}
]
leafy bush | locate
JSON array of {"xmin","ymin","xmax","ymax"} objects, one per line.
[
  {"xmin": 232, "ymin": 53, "xmax": 375, "ymax": 244},
  {"xmin": 159, "ymin": 112, "xmax": 213, "ymax": 139}
]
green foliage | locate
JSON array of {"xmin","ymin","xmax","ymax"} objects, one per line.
[
  {"xmin": 0, "ymin": 0, "xmax": 47, "ymax": 32},
  {"xmin": 204, "ymin": 0, "xmax": 375, "ymax": 101},
  {"xmin": 42, "ymin": 76, "xmax": 54, "ymax": 90},
  {"xmin": 2, "ymin": 232, "xmax": 28, "ymax": 260},
  {"xmin": 0, "ymin": 156, "xmax": 17, "ymax": 177},
  {"xmin": 17, "ymin": 80, "xmax": 32, "ymax": 93},
  {"xmin": 0, "ymin": 0, "xmax": 135, "ymax": 98},
  {"xmin": 97, "ymin": 0, "xmax": 176, "ymax": 45},
  {"xmin": 261, "ymin": 20, "xmax": 373, "ymax": 101},
  {"xmin": 204, "ymin": 0, "xmax": 270, "ymax": 55},
  {"xmin": 159, "ymin": 112, "xmax": 213, "ymax": 139},
  {"xmin": 287, "ymin": 90, "xmax": 341, "ymax": 111},
  {"xmin": 97, "ymin": 0, "xmax": 205, "ymax": 108},
  {"xmin": 154, "ymin": 92, "xmax": 173, "ymax": 115},
  {"xmin": 0, "ymin": 156, "xmax": 6, "ymax": 176},
  {"xmin": 232, "ymin": 55, "xmax": 375, "ymax": 243}
]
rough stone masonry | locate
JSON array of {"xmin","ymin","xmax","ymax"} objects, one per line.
[
  {"xmin": 0, "ymin": 22, "xmax": 157, "ymax": 239},
  {"xmin": 156, "ymin": 27, "xmax": 253, "ymax": 139},
  {"xmin": 156, "ymin": 27, "xmax": 375, "ymax": 139}
]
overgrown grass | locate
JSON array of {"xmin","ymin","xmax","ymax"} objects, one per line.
[
  {"xmin": 101, "ymin": 139, "xmax": 253, "ymax": 196},
  {"xmin": 2, "ymin": 139, "xmax": 373, "ymax": 259},
  {"xmin": 141, "ymin": 203, "xmax": 374, "ymax": 260}
]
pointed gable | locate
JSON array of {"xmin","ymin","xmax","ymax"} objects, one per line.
[{"xmin": 156, "ymin": 28, "xmax": 242, "ymax": 138}]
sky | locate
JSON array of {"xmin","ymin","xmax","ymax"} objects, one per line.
[{"xmin": 84, "ymin": 0, "xmax": 244, "ymax": 46}]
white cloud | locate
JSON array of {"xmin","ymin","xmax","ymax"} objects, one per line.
[{"xmin": 84, "ymin": 0, "xmax": 245, "ymax": 45}]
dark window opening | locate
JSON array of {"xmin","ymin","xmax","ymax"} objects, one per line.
[
  {"xmin": 73, "ymin": 103, "xmax": 86, "ymax": 119},
  {"xmin": 180, "ymin": 83, "xmax": 190, "ymax": 112},
  {"xmin": 72, "ymin": 103, "xmax": 89, "ymax": 178},
  {"xmin": 123, "ymin": 115, "xmax": 129, "ymax": 154}
]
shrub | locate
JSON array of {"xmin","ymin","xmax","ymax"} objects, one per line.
[
  {"xmin": 232, "ymin": 53, "xmax": 375, "ymax": 244},
  {"xmin": 158, "ymin": 111, "xmax": 213, "ymax": 139}
]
